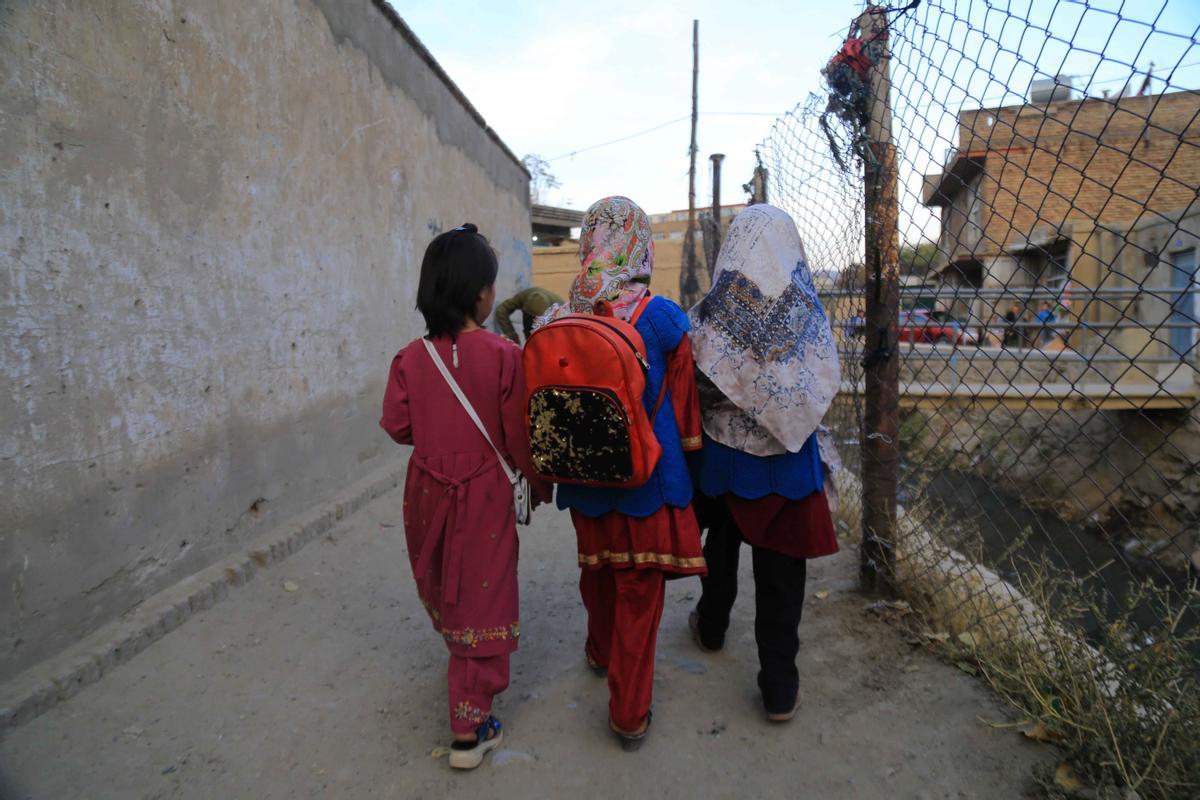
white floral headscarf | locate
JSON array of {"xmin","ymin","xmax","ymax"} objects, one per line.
[{"xmin": 688, "ymin": 204, "xmax": 840, "ymax": 456}]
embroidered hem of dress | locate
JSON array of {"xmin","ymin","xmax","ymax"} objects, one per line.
[
  {"xmin": 578, "ymin": 550, "xmax": 706, "ymax": 570},
  {"xmin": 421, "ymin": 596, "xmax": 441, "ymax": 621},
  {"xmin": 441, "ymin": 622, "xmax": 521, "ymax": 649},
  {"xmin": 454, "ymin": 700, "xmax": 489, "ymax": 725},
  {"xmin": 422, "ymin": 598, "xmax": 521, "ymax": 650}
]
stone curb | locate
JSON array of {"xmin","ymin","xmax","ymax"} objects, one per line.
[{"xmin": 0, "ymin": 462, "xmax": 404, "ymax": 732}]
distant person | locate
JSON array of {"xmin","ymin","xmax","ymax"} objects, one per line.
[
  {"xmin": 1003, "ymin": 303, "xmax": 1023, "ymax": 348},
  {"xmin": 686, "ymin": 204, "xmax": 840, "ymax": 723},
  {"xmin": 1036, "ymin": 300, "xmax": 1056, "ymax": 346},
  {"xmin": 840, "ymin": 311, "xmax": 854, "ymax": 341},
  {"xmin": 850, "ymin": 306, "xmax": 866, "ymax": 339},
  {"xmin": 379, "ymin": 224, "xmax": 551, "ymax": 770},
  {"xmin": 984, "ymin": 313, "xmax": 1005, "ymax": 347},
  {"xmin": 494, "ymin": 286, "xmax": 563, "ymax": 344}
]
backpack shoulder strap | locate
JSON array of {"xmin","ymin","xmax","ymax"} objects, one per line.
[
  {"xmin": 629, "ymin": 296, "xmax": 670, "ymax": 419},
  {"xmin": 421, "ymin": 338, "xmax": 518, "ymax": 487},
  {"xmin": 629, "ymin": 295, "xmax": 653, "ymax": 326},
  {"xmin": 650, "ymin": 379, "xmax": 669, "ymax": 421}
]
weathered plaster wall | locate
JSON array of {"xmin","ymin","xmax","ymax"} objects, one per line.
[{"xmin": 0, "ymin": 0, "xmax": 530, "ymax": 681}]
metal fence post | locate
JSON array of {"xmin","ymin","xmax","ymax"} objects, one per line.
[
  {"xmin": 710, "ymin": 152, "xmax": 725, "ymax": 273},
  {"xmin": 859, "ymin": 7, "xmax": 900, "ymax": 594}
]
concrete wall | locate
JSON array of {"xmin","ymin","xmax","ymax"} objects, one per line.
[
  {"xmin": 898, "ymin": 400, "xmax": 1199, "ymax": 570},
  {"xmin": 0, "ymin": 0, "xmax": 530, "ymax": 681},
  {"xmin": 1082, "ymin": 210, "xmax": 1200, "ymax": 362}
]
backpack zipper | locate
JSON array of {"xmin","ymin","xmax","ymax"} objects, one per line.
[
  {"xmin": 569, "ymin": 317, "xmax": 651, "ymax": 372},
  {"xmin": 528, "ymin": 315, "xmax": 652, "ymax": 372}
]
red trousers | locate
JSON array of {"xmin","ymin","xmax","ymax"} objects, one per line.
[
  {"xmin": 448, "ymin": 653, "xmax": 510, "ymax": 735},
  {"xmin": 579, "ymin": 566, "xmax": 666, "ymax": 733}
]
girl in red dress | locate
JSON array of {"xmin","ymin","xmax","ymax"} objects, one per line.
[
  {"xmin": 380, "ymin": 224, "xmax": 551, "ymax": 769},
  {"xmin": 537, "ymin": 197, "xmax": 705, "ymax": 750}
]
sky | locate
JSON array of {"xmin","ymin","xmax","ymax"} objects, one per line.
[
  {"xmin": 388, "ymin": 1, "xmax": 1200, "ymax": 242},
  {"xmin": 388, "ymin": 0, "xmax": 858, "ymax": 214}
]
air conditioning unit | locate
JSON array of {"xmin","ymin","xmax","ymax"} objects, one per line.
[{"xmin": 1030, "ymin": 75, "xmax": 1074, "ymax": 104}]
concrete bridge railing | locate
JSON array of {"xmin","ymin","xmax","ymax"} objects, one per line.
[{"xmin": 839, "ymin": 343, "xmax": 1199, "ymax": 410}]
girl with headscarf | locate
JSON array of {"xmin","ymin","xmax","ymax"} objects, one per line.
[
  {"xmin": 536, "ymin": 196, "xmax": 704, "ymax": 750},
  {"xmin": 685, "ymin": 204, "xmax": 840, "ymax": 722}
]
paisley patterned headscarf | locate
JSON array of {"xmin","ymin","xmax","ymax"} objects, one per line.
[
  {"xmin": 537, "ymin": 196, "xmax": 654, "ymax": 325},
  {"xmin": 689, "ymin": 204, "xmax": 840, "ymax": 456}
]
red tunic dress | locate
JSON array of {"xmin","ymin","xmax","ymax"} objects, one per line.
[{"xmin": 380, "ymin": 330, "xmax": 551, "ymax": 658}]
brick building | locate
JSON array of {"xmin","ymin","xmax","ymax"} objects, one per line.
[{"xmin": 923, "ymin": 89, "xmax": 1200, "ymax": 361}]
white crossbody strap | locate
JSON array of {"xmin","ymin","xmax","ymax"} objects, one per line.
[{"xmin": 422, "ymin": 338, "xmax": 518, "ymax": 487}]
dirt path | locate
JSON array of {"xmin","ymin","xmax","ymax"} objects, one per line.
[{"xmin": 0, "ymin": 489, "xmax": 1050, "ymax": 799}]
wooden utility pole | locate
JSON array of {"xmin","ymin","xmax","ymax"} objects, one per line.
[
  {"xmin": 859, "ymin": 7, "xmax": 900, "ymax": 594},
  {"xmin": 680, "ymin": 19, "xmax": 701, "ymax": 308}
]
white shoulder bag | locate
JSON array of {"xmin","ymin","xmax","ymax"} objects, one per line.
[{"xmin": 422, "ymin": 338, "xmax": 532, "ymax": 525}]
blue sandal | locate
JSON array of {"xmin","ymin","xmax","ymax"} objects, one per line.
[{"xmin": 448, "ymin": 716, "xmax": 503, "ymax": 769}]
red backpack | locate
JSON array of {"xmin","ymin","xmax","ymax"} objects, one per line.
[{"xmin": 523, "ymin": 301, "xmax": 665, "ymax": 489}]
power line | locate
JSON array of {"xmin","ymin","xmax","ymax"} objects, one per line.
[
  {"xmin": 550, "ymin": 57, "xmax": 1200, "ymax": 163},
  {"xmin": 547, "ymin": 117, "xmax": 689, "ymax": 162},
  {"xmin": 547, "ymin": 111, "xmax": 788, "ymax": 162}
]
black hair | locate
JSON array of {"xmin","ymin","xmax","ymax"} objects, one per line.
[{"xmin": 415, "ymin": 223, "xmax": 499, "ymax": 338}]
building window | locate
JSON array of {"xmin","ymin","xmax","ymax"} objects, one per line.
[
  {"xmin": 968, "ymin": 178, "xmax": 983, "ymax": 233},
  {"xmin": 1017, "ymin": 240, "xmax": 1071, "ymax": 288},
  {"xmin": 1168, "ymin": 248, "xmax": 1197, "ymax": 358}
]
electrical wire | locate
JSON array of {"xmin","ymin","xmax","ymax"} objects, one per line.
[{"xmin": 547, "ymin": 111, "xmax": 788, "ymax": 161}]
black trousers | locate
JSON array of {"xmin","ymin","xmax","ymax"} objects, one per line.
[{"xmin": 695, "ymin": 502, "xmax": 807, "ymax": 714}]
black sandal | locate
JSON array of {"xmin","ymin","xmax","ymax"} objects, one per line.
[
  {"xmin": 609, "ymin": 709, "xmax": 652, "ymax": 752},
  {"xmin": 766, "ymin": 699, "xmax": 799, "ymax": 723},
  {"xmin": 586, "ymin": 653, "xmax": 608, "ymax": 677},
  {"xmin": 689, "ymin": 609, "xmax": 721, "ymax": 653}
]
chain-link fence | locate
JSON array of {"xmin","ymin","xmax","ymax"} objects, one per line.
[{"xmin": 755, "ymin": 1, "xmax": 1199, "ymax": 795}]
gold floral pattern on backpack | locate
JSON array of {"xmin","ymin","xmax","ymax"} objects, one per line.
[{"xmin": 528, "ymin": 387, "xmax": 633, "ymax": 483}]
